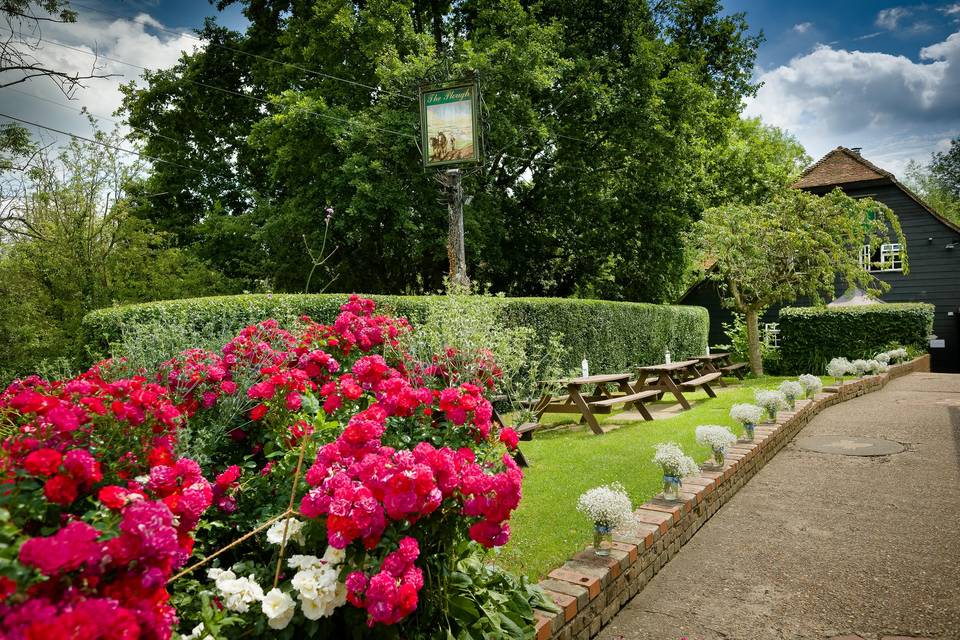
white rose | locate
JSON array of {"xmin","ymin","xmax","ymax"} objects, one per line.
[
  {"xmin": 218, "ymin": 575, "xmax": 264, "ymax": 613},
  {"xmin": 321, "ymin": 546, "xmax": 346, "ymax": 566},
  {"xmin": 266, "ymin": 518, "xmax": 306, "ymax": 546},
  {"xmin": 261, "ymin": 588, "xmax": 296, "ymax": 630},
  {"xmin": 287, "ymin": 554, "xmax": 322, "ymax": 571}
]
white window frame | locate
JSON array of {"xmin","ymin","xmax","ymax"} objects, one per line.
[
  {"xmin": 878, "ymin": 243, "xmax": 902, "ymax": 272},
  {"xmin": 860, "ymin": 243, "xmax": 903, "ymax": 272},
  {"xmin": 763, "ymin": 322, "xmax": 781, "ymax": 349}
]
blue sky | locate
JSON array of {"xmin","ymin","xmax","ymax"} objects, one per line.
[{"xmin": 2, "ymin": 1, "xmax": 958, "ymax": 178}]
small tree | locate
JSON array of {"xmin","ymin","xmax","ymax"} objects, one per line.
[{"xmin": 692, "ymin": 188, "xmax": 907, "ymax": 375}]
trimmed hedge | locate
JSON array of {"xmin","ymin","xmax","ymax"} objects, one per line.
[
  {"xmin": 81, "ymin": 294, "xmax": 708, "ymax": 373},
  {"xmin": 777, "ymin": 303, "xmax": 933, "ymax": 374}
]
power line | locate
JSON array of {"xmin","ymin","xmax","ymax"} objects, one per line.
[
  {"xmin": 0, "ymin": 26, "xmax": 419, "ymax": 140},
  {"xmin": 5, "ymin": 86, "xmax": 184, "ymax": 146},
  {"xmin": 67, "ymin": 0, "xmax": 416, "ymax": 101},
  {"xmin": 0, "ymin": 112, "xmax": 205, "ymax": 174}
]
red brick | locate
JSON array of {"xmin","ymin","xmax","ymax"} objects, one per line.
[
  {"xmin": 679, "ymin": 484, "xmax": 704, "ymax": 503},
  {"xmin": 543, "ymin": 589, "xmax": 577, "ymax": 621},
  {"xmin": 609, "ymin": 540, "xmax": 638, "ymax": 563},
  {"xmin": 683, "ymin": 475, "xmax": 716, "ymax": 491},
  {"xmin": 572, "ymin": 549, "xmax": 621, "ymax": 578},
  {"xmin": 537, "ymin": 578, "xmax": 589, "ymax": 609},
  {"xmin": 533, "ymin": 611, "xmax": 553, "ymax": 640},
  {"xmin": 613, "ymin": 522, "xmax": 656, "ymax": 549},
  {"xmin": 641, "ymin": 499, "xmax": 686, "ymax": 520},
  {"xmin": 633, "ymin": 507, "xmax": 673, "ymax": 534},
  {"xmin": 547, "ymin": 567, "xmax": 601, "ymax": 599}
]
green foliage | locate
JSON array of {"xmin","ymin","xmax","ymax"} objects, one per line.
[
  {"xmin": 690, "ymin": 187, "xmax": 908, "ymax": 375},
  {"xmin": 715, "ymin": 311, "xmax": 782, "ymax": 374},
  {"xmin": 904, "ymin": 137, "xmax": 960, "ymax": 227},
  {"xmin": 82, "ymin": 293, "xmax": 709, "ymax": 375},
  {"xmin": 121, "ymin": 0, "xmax": 762, "ymax": 302},
  {"xmin": 777, "ymin": 303, "xmax": 933, "ymax": 374},
  {"xmin": 0, "ymin": 126, "xmax": 232, "ymax": 377}
]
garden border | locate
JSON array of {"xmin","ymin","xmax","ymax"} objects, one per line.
[{"xmin": 530, "ymin": 355, "xmax": 931, "ymax": 640}]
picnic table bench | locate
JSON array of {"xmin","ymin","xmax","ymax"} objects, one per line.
[
  {"xmin": 706, "ymin": 349, "xmax": 749, "ymax": 379},
  {"xmin": 535, "ymin": 372, "xmax": 658, "ymax": 435},
  {"xmin": 633, "ymin": 359, "xmax": 721, "ymax": 410},
  {"xmin": 695, "ymin": 353, "xmax": 731, "ymax": 388}
]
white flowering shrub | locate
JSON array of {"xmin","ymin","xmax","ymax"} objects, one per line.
[
  {"xmin": 695, "ymin": 425, "xmax": 737, "ymax": 453},
  {"xmin": 798, "ymin": 374, "xmax": 823, "ymax": 398},
  {"xmin": 826, "ymin": 357, "xmax": 851, "ymax": 379},
  {"xmin": 886, "ymin": 348, "xmax": 909, "ymax": 363},
  {"xmin": 205, "ymin": 544, "xmax": 348, "ymax": 631},
  {"xmin": 576, "ymin": 483, "xmax": 633, "ymax": 529},
  {"xmin": 754, "ymin": 390, "xmax": 788, "ymax": 419},
  {"xmin": 652, "ymin": 442, "xmax": 700, "ymax": 478},
  {"xmin": 778, "ymin": 380, "xmax": 803, "ymax": 403},
  {"xmin": 266, "ymin": 517, "xmax": 306, "ymax": 546},
  {"xmin": 729, "ymin": 403, "xmax": 763, "ymax": 425}
]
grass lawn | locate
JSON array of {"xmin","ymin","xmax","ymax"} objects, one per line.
[{"xmin": 493, "ymin": 375, "xmax": 831, "ymax": 580}]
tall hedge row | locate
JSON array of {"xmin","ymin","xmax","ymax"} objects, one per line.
[
  {"xmin": 81, "ymin": 294, "xmax": 709, "ymax": 373},
  {"xmin": 778, "ymin": 303, "xmax": 933, "ymax": 374}
]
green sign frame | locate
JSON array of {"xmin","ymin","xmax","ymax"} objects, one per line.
[{"xmin": 419, "ymin": 80, "xmax": 480, "ymax": 168}]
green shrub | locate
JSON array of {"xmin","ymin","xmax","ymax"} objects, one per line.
[
  {"xmin": 81, "ymin": 294, "xmax": 708, "ymax": 373},
  {"xmin": 777, "ymin": 303, "xmax": 933, "ymax": 374}
]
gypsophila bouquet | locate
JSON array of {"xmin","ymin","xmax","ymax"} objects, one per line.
[
  {"xmin": 778, "ymin": 380, "xmax": 803, "ymax": 408},
  {"xmin": 827, "ymin": 357, "xmax": 851, "ymax": 380},
  {"xmin": 730, "ymin": 403, "xmax": 763, "ymax": 426},
  {"xmin": 875, "ymin": 352, "xmax": 890, "ymax": 365},
  {"xmin": 887, "ymin": 348, "xmax": 908, "ymax": 363},
  {"xmin": 754, "ymin": 390, "xmax": 788, "ymax": 422},
  {"xmin": 653, "ymin": 442, "xmax": 700, "ymax": 478},
  {"xmin": 695, "ymin": 425, "xmax": 737, "ymax": 466},
  {"xmin": 576, "ymin": 483, "xmax": 633, "ymax": 530},
  {"xmin": 798, "ymin": 374, "xmax": 823, "ymax": 399},
  {"xmin": 851, "ymin": 359, "xmax": 870, "ymax": 377}
]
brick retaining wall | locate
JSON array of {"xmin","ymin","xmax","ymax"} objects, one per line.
[{"xmin": 532, "ymin": 355, "xmax": 931, "ymax": 640}]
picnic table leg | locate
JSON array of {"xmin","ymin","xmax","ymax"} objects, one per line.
[
  {"xmin": 615, "ymin": 379, "xmax": 654, "ymax": 420},
  {"xmin": 702, "ymin": 361, "xmax": 727, "ymax": 387},
  {"xmin": 568, "ymin": 384, "xmax": 604, "ymax": 435},
  {"xmin": 701, "ymin": 381, "xmax": 717, "ymax": 398},
  {"xmin": 659, "ymin": 372, "xmax": 691, "ymax": 410}
]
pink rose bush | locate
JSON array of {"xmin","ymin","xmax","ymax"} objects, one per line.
[{"xmin": 0, "ymin": 296, "xmax": 534, "ymax": 638}]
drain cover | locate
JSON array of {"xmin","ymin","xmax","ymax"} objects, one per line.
[{"xmin": 796, "ymin": 435, "xmax": 905, "ymax": 456}]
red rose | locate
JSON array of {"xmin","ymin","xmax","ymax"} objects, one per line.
[
  {"xmin": 43, "ymin": 475, "xmax": 78, "ymax": 505},
  {"xmin": 98, "ymin": 485, "xmax": 130, "ymax": 510},
  {"xmin": 250, "ymin": 404, "xmax": 268, "ymax": 421},
  {"xmin": 498, "ymin": 428, "xmax": 519, "ymax": 450},
  {"xmin": 23, "ymin": 449, "xmax": 62, "ymax": 477},
  {"xmin": 0, "ymin": 576, "xmax": 15, "ymax": 601}
]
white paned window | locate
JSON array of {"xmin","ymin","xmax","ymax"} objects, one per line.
[{"xmin": 763, "ymin": 322, "xmax": 781, "ymax": 349}]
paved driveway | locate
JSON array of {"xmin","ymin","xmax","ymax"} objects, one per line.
[{"xmin": 599, "ymin": 373, "xmax": 960, "ymax": 640}]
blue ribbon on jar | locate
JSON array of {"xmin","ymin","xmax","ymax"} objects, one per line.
[
  {"xmin": 594, "ymin": 524, "xmax": 612, "ymax": 534},
  {"xmin": 663, "ymin": 474, "xmax": 681, "ymax": 486}
]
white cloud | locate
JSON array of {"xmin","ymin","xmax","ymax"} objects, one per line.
[
  {"xmin": 1, "ymin": 11, "xmax": 201, "ymax": 144},
  {"xmin": 744, "ymin": 31, "xmax": 960, "ymax": 177},
  {"xmin": 942, "ymin": 4, "xmax": 960, "ymax": 16},
  {"xmin": 876, "ymin": 7, "xmax": 910, "ymax": 30},
  {"xmin": 792, "ymin": 22, "xmax": 813, "ymax": 34}
]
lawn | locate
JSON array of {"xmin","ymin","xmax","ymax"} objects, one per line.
[{"xmin": 494, "ymin": 375, "xmax": 828, "ymax": 580}]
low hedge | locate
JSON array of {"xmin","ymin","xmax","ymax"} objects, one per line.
[
  {"xmin": 81, "ymin": 294, "xmax": 708, "ymax": 373},
  {"xmin": 777, "ymin": 303, "xmax": 933, "ymax": 374}
]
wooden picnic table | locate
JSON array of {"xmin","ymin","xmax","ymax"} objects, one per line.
[
  {"xmin": 534, "ymin": 372, "xmax": 659, "ymax": 435},
  {"xmin": 633, "ymin": 359, "xmax": 722, "ymax": 410},
  {"xmin": 695, "ymin": 352, "xmax": 731, "ymax": 388}
]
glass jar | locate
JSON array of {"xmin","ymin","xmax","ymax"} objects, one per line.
[
  {"xmin": 662, "ymin": 475, "xmax": 681, "ymax": 501},
  {"xmin": 742, "ymin": 423, "xmax": 755, "ymax": 441},
  {"xmin": 713, "ymin": 447, "xmax": 725, "ymax": 467},
  {"xmin": 593, "ymin": 525, "xmax": 612, "ymax": 556}
]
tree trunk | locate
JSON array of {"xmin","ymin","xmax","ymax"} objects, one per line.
[{"xmin": 745, "ymin": 308, "xmax": 764, "ymax": 377}]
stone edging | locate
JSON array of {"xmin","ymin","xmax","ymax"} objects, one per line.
[{"xmin": 531, "ymin": 355, "xmax": 931, "ymax": 640}]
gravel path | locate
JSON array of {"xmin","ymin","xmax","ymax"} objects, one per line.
[{"xmin": 598, "ymin": 372, "xmax": 960, "ymax": 640}]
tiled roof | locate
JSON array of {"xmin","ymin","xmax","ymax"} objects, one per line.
[{"xmin": 792, "ymin": 147, "xmax": 893, "ymax": 188}]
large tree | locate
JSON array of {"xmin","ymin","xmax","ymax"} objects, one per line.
[
  {"xmin": 905, "ymin": 136, "xmax": 960, "ymax": 226},
  {"xmin": 122, "ymin": 0, "xmax": 761, "ymax": 300},
  {"xmin": 0, "ymin": 125, "xmax": 228, "ymax": 376},
  {"xmin": 692, "ymin": 188, "xmax": 907, "ymax": 376}
]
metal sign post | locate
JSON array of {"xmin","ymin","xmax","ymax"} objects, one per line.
[{"xmin": 419, "ymin": 80, "xmax": 480, "ymax": 288}]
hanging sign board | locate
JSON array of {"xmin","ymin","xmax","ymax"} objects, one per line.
[{"xmin": 420, "ymin": 81, "xmax": 480, "ymax": 168}]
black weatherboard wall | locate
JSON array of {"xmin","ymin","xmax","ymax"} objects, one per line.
[{"xmin": 679, "ymin": 147, "xmax": 960, "ymax": 373}]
